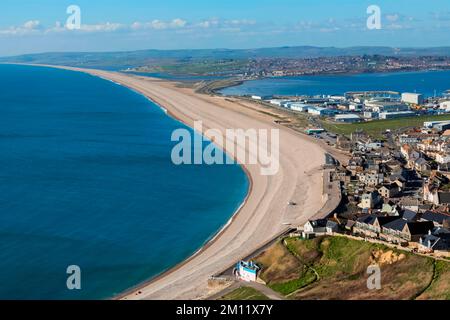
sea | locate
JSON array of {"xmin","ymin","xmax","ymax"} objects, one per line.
[
  {"xmin": 0, "ymin": 64, "xmax": 249, "ymax": 299},
  {"xmin": 220, "ymin": 70, "xmax": 450, "ymax": 97}
]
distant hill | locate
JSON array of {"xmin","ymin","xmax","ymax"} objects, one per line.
[{"xmin": 1, "ymin": 46, "xmax": 450, "ymax": 70}]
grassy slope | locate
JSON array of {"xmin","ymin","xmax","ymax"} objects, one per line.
[
  {"xmin": 220, "ymin": 287, "xmax": 270, "ymax": 300},
  {"xmin": 320, "ymin": 114, "xmax": 450, "ymax": 139},
  {"xmin": 254, "ymin": 241, "xmax": 316, "ymax": 295},
  {"xmin": 254, "ymin": 236, "xmax": 449, "ymax": 300},
  {"xmin": 417, "ymin": 260, "xmax": 450, "ymax": 300}
]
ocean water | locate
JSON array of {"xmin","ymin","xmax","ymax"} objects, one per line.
[
  {"xmin": 220, "ymin": 70, "xmax": 450, "ymax": 97},
  {"xmin": 0, "ymin": 64, "xmax": 248, "ymax": 299}
]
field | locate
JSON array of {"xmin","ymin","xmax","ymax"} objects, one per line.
[
  {"xmin": 249, "ymin": 236, "xmax": 449, "ymax": 300},
  {"xmin": 320, "ymin": 114, "xmax": 450, "ymax": 139},
  {"xmin": 219, "ymin": 287, "xmax": 269, "ymax": 300},
  {"xmin": 130, "ymin": 59, "xmax": 248, "ymax": 76}
]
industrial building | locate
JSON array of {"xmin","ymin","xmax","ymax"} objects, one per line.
[
  {"xmin": 308, "ymin": 106, "xmax": 336, "ymax": 116},
  {"xmin": 288, "ymin": 103, "xmax": 311, "ymax": 112},
  {"xmin": 366, "ymin": 101, "xmax": 410, "ymax": 113},
  {"xmin": 402, "ymin": 92, "xmax": 424, "ymax": 105},
  {"xmin": 335, "ymin": 114, "xmax": 361, "ymax": 123},
  {"xmin": 251, "ymin": 95, "xmax": 273, "ymax": 101},
  {"xmin": 379, "ymin": 111, "xmax": 416, "ymax": 119}
]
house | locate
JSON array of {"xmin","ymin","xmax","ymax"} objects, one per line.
[
  {"xmin": 358, "ymin": 191, "xmax": 381, "ymax": 209},
  {"xmin": 358, "ymin": 171, "xmax": 384, "ymax": 187},
  {"xmin": 399, "ymin": 197, "xmax": 421, "ymax": 211},
  {"xmin": 381, "ymin": 202, "xmax": 400, "ymax": 216},
  {"xmin": 401, "ymin": 145, "xmax": 420, "ymax": 161},
  {"xmin": 378, "ymin": 184, "xmax": 400, "ymax": 199},
  {"xmin": 303, "ymin": 219, "xmax": 327, "ymax": 233},
  {"xmin": 410, "ymin": 157, "xmax": 431, "ymax": 173},
  {"xmin": 235, "ymin": 261, "xmax": 260, "ymax": 282},
  {"xmin": 438, "ymin": 192, "xmax": 450, "ymax": 205},
  {"xmin": 353, "ymin": 215, "xmax": 399, "ymax": 238},
  {"xmin": 435, "ymin": 152, "xmax": 450, "ymax": 164},
  {"xmin": 303, "ymin": 219, "xmax": 338, "ymax": 235},
  {"xmin": 418, "ymin": 231, "xmax": 450, "ymax": 253},
  {"xmin": 402, "ymin": 209, "xmax": 418, "ymax": 221},
  {"xmin": 420, "ymin": 211, "xmax": 450, "ymax": 227},
  {"xmin": 381, "ymin": 220, "xmax": 434, "ymax": 243}
]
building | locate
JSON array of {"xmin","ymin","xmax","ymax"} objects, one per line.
[
  {"xmin": 335, "ymin": 114, "xmax": 361, "ymax": 123},
  {"xmin": 436, "ymin": 153, "xmax": 450, "ymax": 164},
  {"xmin": 235, "ymin": 261, "xmax": 259, "ymax": 282},
  {"xmin": 269, "ymin": 99, "xmax": 289, "ymax": 106},
  {"xmin": 251, "ymin": 95, "xmax": 273, "ymax": 101},
  {"xmin": 379, "ymin": 111, "xmax": 416, "ymax": 119},
  {"xmin": 366, "ymin": 101, "xmax": 410, "ymax": 113},
  {"xmin": 303, "ymin": 219, "xmax": 338, "ymax": 235},
  {"xmin": 440, "ymin": 101, "xmax": 450, "ymax": 112},
  {"xmin": 353, "ymin": 215, "xmax": 399, "ymax": 238},
  {"xmin": 381, "ymin": 220, "xmax": 434, "ymax": 243},
  {"xmin": 288, "ymin": 103, "xmax": 311, "ymax": 112},
  {"xmin": 418, "ymin": 232, "xmax": 450, "ymax": 253},
  {"xmin": 434, "ymin": 122, "xmax": 450, "ymax": 132},
  {"xmin": 308, "ymin": 107, "xmax": 336, "ymax": 116},
  {"xmin": 420, "ymin": 211, "xmax": 450, "ymax": 227},
  {"xmin": 358, "ymin": 191, "xmax": 381, "ymax": 209},
  {"xmin": 424, "ymin": 120, "xmax": 450, "ymax": 129},
  {"xmin": 378, "ymin": 184, "xmax": 400, "ymax": 199},
  {"xmin": 402, "ymin": 92, "xmax": 424, "ymax": 105}
]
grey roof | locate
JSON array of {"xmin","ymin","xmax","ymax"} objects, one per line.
[
  {"xmin": 383, "ymin": 218, "xmax": 408, "ymax": 231},
  {"xmin": 420, "ymin": 234, "xmax": 441, "ymax": 248},
  {"xmin": 438, "ymin": 192, "xmax": 450, "ymax": 204},
  {"xmin": 357, "ymin": 215, "xmax": 398, "ymax": 226},
  {"xmin": 421, "ymin": 211, "xmax": 450, "ymax": 224},
  {"xmin": 326, "ymin": 220, "xmax": 338, "ymax": 228},
  {"xmin": 402, "ymin": 209, "xmax": 418, "ymax": 221},
  {"xmin": 309, "ymin": 219, "xmax": 328, "ymax": 228},
  {"xmin": 407, "ymin": 221, "xmax": 435, "ymax": 235}
]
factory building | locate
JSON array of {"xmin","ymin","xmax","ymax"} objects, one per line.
[
  {"xmin": 402, "ymin": 92, "xmax": 424, "ymax": 105},
  {"xmin": 335, "ymin": 114, "xmax": 361, "ymax": 123},
  {"xmin": 379, "ymin": 111, "xmax": 416, "ymax": 119}
]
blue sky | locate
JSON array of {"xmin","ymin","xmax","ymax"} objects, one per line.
[{"xmin": 1, "ymin": 0, "xmax": 449, "ymax": 56}]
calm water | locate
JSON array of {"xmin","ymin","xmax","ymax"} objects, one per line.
[
  {"xmin": 220, "ymin": 70, "xmax": 450, "ymax": 97},
  {"xmin": 0, "ymin": 64, "xmax": 248, "ymax": 299}
]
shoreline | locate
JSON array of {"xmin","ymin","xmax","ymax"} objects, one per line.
[{"xmin": 17, "ymin": 63, "xmax": 329, "ymax": 300}]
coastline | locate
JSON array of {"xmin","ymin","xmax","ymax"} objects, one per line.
[{"xmin": 19, "ymin": 64, "xmax": 329, "ymax": 300}]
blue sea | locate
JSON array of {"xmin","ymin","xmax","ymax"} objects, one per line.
[
  {"xmin": 0, "ymin": 64, "xmax": 249, "ymax": 299},
  {"xmin": 220, "ymin": 70, "xmax": 450, "ymax": 97}
]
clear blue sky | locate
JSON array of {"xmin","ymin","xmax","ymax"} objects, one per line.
[{"xmin": 1, "ymin": 0, "xmax": 449, "ymax": 56}]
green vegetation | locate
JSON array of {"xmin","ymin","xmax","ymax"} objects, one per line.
[
  {"xmin": 132, "ymin": 59, "xmax": 248, "ymax": 75},
  {"xmin": 417, "ymin": 260, "xmax": 450, "ymax": 300},
  {"xmin": 254, "ymin": 236, "xmax": 448, "ymax": 300},
  {"xmin": 254, "ymin": 241, "xmax": 316, "ymax": 295},
  {"xmin": 320, "ymin": 114, "xmax": 450, "ymax": 139},
  {"xmin": 220, "ymin": 287, "xmax": 270, "ymax": 300}
]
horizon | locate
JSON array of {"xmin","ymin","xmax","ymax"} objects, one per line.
[
  {"xmin": 3, "ymin": 44, "xmax": 450, "ymax": 59},
  {"xmin": 2, "ymin": 0, "xmax": 450, "ymax": 56}
]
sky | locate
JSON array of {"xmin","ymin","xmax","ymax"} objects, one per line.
[{"xmin": 1, "ymin": 0, "xmax": 450, "ymax": 56}]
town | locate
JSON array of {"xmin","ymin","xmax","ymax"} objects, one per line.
[
  {"xmin": 247, "ymin": 89, "xmax": 450, "ymax": 256},
  {"xmin": 125, "ymin": 55, "xmax": 450, "ymax": 78}
]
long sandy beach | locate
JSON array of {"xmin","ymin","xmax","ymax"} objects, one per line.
[{"xmin": 39, "ymin": 65, "xmax": 329, "ymax": 299}]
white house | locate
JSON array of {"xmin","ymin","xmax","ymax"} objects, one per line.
[
  {"xmin": 436, "ymin": 153, "xmax": 450, "ymax": 164},
  {"xmin": 235, "ymin": 261, "xmax": 259, "ymax": 282}
]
